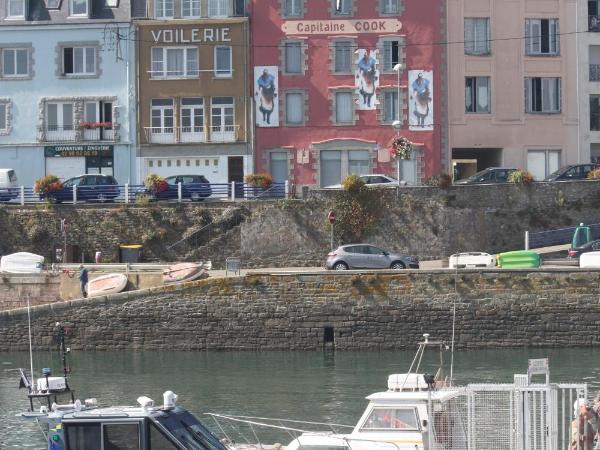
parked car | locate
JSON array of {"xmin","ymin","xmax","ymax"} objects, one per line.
[
  {"xmin": 544, "ymin": 164, "xmax": 600, "ymax": 181},
  {"xmin": 454, "ymin": 167, "xmax": 517, "ymax": 185},
  {"xmin": 325, "ymin": 244, "xmax": 419, "ymax": 270},
  {"xmin": 0, "ymin": 168, "xmax": 19, "ymax": 202},
  {"xmin": 568, "ymin": 239, "xmax": 600, "ymax": 258},
  {"xmin": 324, "ymin": 174, "xmax": 398, "ymax": 189},
  {"xmin": 140, "ymin": 175, "xmax": 212, "ymax": 201},
  {"xmin": 42, "ymin": 174, "xmax": 119, "ymax": 203},
  {"xmin": 449, "ymin": 252, "xmax": 496, "ymax": 268}
]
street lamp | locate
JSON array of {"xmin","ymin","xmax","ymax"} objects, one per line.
[{"xmin": 392, "ymin": 63, "xmax": 403, "ymax": 186}]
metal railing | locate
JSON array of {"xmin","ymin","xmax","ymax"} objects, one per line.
[
  {"xmin": 38, "ymin": 125, "xmax": 116, "ymax": 142},
  {"xmin": 1, "ymin": 181, "xmax": 290, "ymax": 205},
  {"xmin": 144, "ymin": 125, "xmax": 240, "ymax": 144}
]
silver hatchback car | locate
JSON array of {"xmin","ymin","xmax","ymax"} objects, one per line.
[{"xmin": 325, "ymin": 244, "xmax": 419, "ymax": 270}]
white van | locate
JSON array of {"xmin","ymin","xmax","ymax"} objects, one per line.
[{"xmin": 0, "ymin": 169, "xmax": 18, "ymax": 201}]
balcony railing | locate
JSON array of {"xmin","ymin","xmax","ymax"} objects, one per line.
[
  {"xmin": 39, "ymin": 125, "xmax": 116, "ymax": 143},
  {"xmin": 591, "ymin": 64, "xmax": 600, "ymax": 81},
  {"xmin": 590, "ymin": 15, "xmax": 600, "ymax": 31},
  {"xmin": 144, "ymin": 125, "xmax": 240, "ymax": 144}
]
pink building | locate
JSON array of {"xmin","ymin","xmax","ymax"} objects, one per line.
[
  {"xmin": 249, "ymin": 0, "xmax": 446, "ymax": 188},
  {"xmin": 447, "ymin": 0, "xmax": 579, "ymax": 181}
]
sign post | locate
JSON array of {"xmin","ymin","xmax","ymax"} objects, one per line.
[{"xmin": 328, "ymin": 210, "xmax": 336, "ymax": 251}]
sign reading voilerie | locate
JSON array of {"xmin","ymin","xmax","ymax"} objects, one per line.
[
  {"xmin": 151, "ymin": 28, "xmax": 232, "ymax": 43},
  {"xmin": 282, "ymin": 19, "xmax": 401, "ymax": 35}
]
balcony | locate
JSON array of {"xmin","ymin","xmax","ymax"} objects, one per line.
[
  {"xmin": 590, "ymin": 15, "xmax": 600, "ymax": 31},
  {"xmin": 38, "ymin": 124, "xmax": 117, "ymax": 143},
  {"xmin": 144, "ymin": 125, "xmax": 240, "ymax": 144},
  {"xmin": 591, "ymin": 64, "xmax": 600, "ymax": 81}
]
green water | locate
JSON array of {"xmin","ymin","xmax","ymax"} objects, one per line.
[{"xmin": 1, "ymin": 348, "xmax": 598, "ymax": 449}]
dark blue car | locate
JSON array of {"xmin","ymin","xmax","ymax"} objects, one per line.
[
  {"xmin": 140, "ymin": 175, "xmax": 212, "ymax": 202},
  {"xmin": 42, "ymin": 174, "xmax": 120, "ymax": 203}
]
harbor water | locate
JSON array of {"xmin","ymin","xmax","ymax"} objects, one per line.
[{"xmin": 2, "ymin": 348, "xmax": 600, "ymax": 449}]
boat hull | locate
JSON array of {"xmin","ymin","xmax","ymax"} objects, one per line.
[
  {"xmin": 163, "ymin": 263, "xmax": 209, "ymax": 284},
  {"xmin": 0, "ymin": 252, "xmax": 44, "ymax": 274},
  {"xmin": 87, "ymin": 273, "xmax": 128, "ymax": 298}
]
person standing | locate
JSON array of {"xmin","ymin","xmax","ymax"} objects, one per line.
[{"xmin": 79, "ymin": 264, "xmax": 89, "ymax": 298}]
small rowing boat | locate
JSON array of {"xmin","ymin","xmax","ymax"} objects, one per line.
[
  {"xmin": 163, "ymin": 261, "xmax": 211, "ymax": 284},
  {"xmin": 87, "ymin": 273, "xmax": 128, "ymax": 297}
]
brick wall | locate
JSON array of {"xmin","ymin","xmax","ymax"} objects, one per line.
[{"xmin": 0, "ymin": 274, "xmax": 61, "ymax": 310}]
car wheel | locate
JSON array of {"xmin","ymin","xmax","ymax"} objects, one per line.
[
  {"xmin": 390, "ymin": 261, "xmax": 406, "ymax": 270},
  {"xmin": 333, "ymin": 262, "xmax": 349, "ymax": 270}
]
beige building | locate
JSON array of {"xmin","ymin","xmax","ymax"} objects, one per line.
[{"xmin": 447, "ymin": 0, "xmax": 579, "ymax": 180}]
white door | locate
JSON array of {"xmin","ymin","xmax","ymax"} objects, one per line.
[{"xmin": 45, "ymin": 158, "xmax": 86, "ymax": 181}]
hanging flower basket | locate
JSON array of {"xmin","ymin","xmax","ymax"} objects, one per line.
[
  {"xmin": 34, "ymin": 175, "xmax": 63, "ymax": 195},
  {"xmin": 389, "ymin": 136, "xmax": 413, "ymax": 160},
  {"xmin": 244, "ymin": 173, "xmax": 273, "ymax": 189},
  {"xmin": 79, "ymin": 121, "xmax": 112, "ymax": 129}
]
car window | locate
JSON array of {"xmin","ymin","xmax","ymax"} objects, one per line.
[
  {"xmin": 8, "ymin": 170, "xmax": 16, "ymax": 182},
  {"xmin": 63, "ymin": 177, "xmax": 80, "ymax": 187},
  {"xmin": 343, "ymin": 246, "xmax": 358, "ymax": 254},
  {"xmin": 183, "ymin": 176, "xmax": 196, "ymax": 184},
  {"xmin": 352, "ymin": 246, "xmax": 370, "ymax": 254},
  {"xmin": 372, "ymin": 176, "xmax": 389, "ymax": 183},
  {"xmin": 368, "ymin": 246, "xmax": 386, "ymax": 255},
  {"xmin": 361, "ymin": 176, "xmax": 373, "ymax": 185},
  {"xmin": 564, "ymin": 167, "xmax": 577, "ymax": 177},
  {"xmin": 592, "ymin": 241, "xmax": 600, "ymax": 250},
  {"xmin": 165, "ymin": 176, "xmax": 175, "ymax": 184},
  {"xmin": 198, "ymin": 176, "xmax": 209, "ymax": 183}
]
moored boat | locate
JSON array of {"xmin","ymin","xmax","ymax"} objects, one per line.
[
  {"xmin": 163, "ymin": 261, "xmax": 211, "ymax": 284},
  {"xmin": 87, "ymin": 272, "xmax": 128, "ymax": 297},
  {"xmin": 0, "ymin": 252, "xmax": 44, "ymax": 273}
]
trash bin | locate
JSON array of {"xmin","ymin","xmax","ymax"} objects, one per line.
[{"xmin": 119, "ymin": 245, "xmax": 143, "ymax": 263}]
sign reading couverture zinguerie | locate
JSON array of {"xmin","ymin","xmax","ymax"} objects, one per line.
[{"xmin": 44, "ymin": 145, "xmax": 114, "ymax": 158}]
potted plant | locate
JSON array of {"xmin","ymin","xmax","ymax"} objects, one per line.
[
  {"xmin": 34, "ymin": 175, "xmax": 63, "ymax": 201},
  {"xmin": 144, "ymin": 173, "xmax": 168, "ymax": 195},
  {"xmin": 389, "ymin": 136, "xmax": 413, "ymax": 160},
  {"xmin": 508, "ymin": 169, "xmax": 535, "ymax": 185},
  {"xmin": 244, "ymin": 173, "xmax": 273, "ymax": 190}
]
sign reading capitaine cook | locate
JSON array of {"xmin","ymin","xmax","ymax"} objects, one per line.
[
  {"xmin": 282, "ymin": 19, "xmax": 401, "ymax": 35},
  {"xmin": 151, "ymin": 28, "xmax": 231, "ymax": 43}
]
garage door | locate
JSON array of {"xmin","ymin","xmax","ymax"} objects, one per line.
[{"xmin": 45, "ymin": 157, "xmax": 86, "ymax": 181}]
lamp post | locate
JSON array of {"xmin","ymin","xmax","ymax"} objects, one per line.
[{"xmin": 392, "ymin": 63, "xmax": 403, "ymax": 186}]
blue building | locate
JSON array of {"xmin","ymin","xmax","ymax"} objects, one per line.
[{"xmin": 0, "ymin": 0, "xmax": 136, "ymax": 187}]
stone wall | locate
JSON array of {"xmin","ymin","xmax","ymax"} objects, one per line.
[
  {"xmin": 0, "ymin": 274, "xmax": 61, "ymax": 310},
  {"xmin": 2, "ymin": 181, "xmax": 600, "ymax": 268},
  {"xmin": 2, "ymin": 269, "xmax": 600, "ymax": 351}
]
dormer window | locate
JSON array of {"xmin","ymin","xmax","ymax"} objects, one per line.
[
  {"xmin": 7, "ymin": 0, "xmax": 26, "ymax": 18},
  {"xmin": 69, "ymin": 0, "xmax": 88, "ymax": 16}
]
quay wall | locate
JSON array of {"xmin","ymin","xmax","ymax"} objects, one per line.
[
  {"xmin": 0, "ymin": 274, "xmax": 61, "ymax": 310},
  {"xmin": 1, "ymin": 270, "xmax": 600, "ymax": 351},
  {"xmin": 2, "ymin": 181, "xmax": 600, "ymax": 267}
]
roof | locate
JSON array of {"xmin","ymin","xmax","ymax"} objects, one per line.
[
  {"xmin": 365, "ymin": 388, "xmax": 463, "ymax": 403},
  {"xmin": 60, "ymin": 405, "xmax": 170, "ymax": 421}
]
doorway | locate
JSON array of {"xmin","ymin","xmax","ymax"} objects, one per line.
[{"xmin": 228, "ymin": 156, "xmax": 244, "ymax": 198}]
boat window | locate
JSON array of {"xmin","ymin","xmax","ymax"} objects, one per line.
[
  {"xmin": 360, "ymin": 407, "xmax": 420, "ymax": 431},
  {"xmin": 103, "ymin": 423, "xmax": 140, "ymax": 449},
  {"xmin": 154, "ymin": 410, "xmax": 229, "ymax": 450},
  {"xmin": 65, "ymin": 423, "xmax": 102, "ymax": 450},
  {"xmin": 149, "ymin": 422, "xmax": 180, "ymax": 449}
]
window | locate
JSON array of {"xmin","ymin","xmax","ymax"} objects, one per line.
[
  {"xmin": 284, "ymin": 41, "xmax": 302, "ymax": 74},
  {"xmin": 527, "ymin": 149, "xmax": 560, "ymax": 180},
  {"xmin": 2, "ymin": 48, "xmax": 28, "ymax": 77},
  {"xmin": 270, "ymin": 151, "xmax": 289, "ymax": 183},
  {"xmin": 151, "ymin": 47, "xmax": 198, "ymax": 78},
  {"xmin": 591, "ymin": 95, "xmax": 600, "ymax": 131},
  {"xmin": 0, "ymin": 103, "xmax": 7, "ymax": 132},
  {"xmin": 233, "ymin": 0, "xmax": 245, "ymax": 16},
  {"xmin": 381, "ymin": 0, "xmax": 399, "ymax": 14},
  {"xmin": 104, "ymin": 424, "xmax": 139, "ymax": 449},
  {"xmin": 590, "ymin": 1, "xmax": 600, "ymax": 31},
  {"xmin": 211, "ymin": 97, "xmax": 235, "ymax": 141},
  {"xmin": 285, "ymin": 92, "xmax": 304, "ymax": 125},
  {"xmin": 382, "ymin": 90, "xmax": 398, "ymax": 123},
  {"xmin": 381, "ymin": 39, "xmax": 400, "ymax": 71},
  {"xmin": 69, "ymin": 0, "xmax": 88, "ymax": 16},
  {"xmin": 181, "ymin": 97, "xmax": 204, "ymax": 138},
  {"xmin": 214, "ymin": 46, "xmax": 232, "ymax": 77},
  {"xmin": 7, "ymin": 0, "xmax": 25, "ymax": 18},
  {"xmin": 46, "ymin": 102, "xmax": 74, "ymax": 134},
  {"xmin": 151, "ymin": 99, "xmax": 174, "ymax": 135},
  {"xmin": 333, "ymin": 0, "xmax": 351, "ymax": 15},
  {"xmin": 399, "ymin": 156, "xmax": 417, "ymax": 185},
  {"xmin": 334, "ymin": 40, "xmax": 353, "ymax": 73},
  {"xmin": 155, "ymin": 0, "xmax": 174, "ymax": 17},
  {"xmin": 320, "ymin": 150, "xmax": 342, "ymax": 186},
  {"xmin": 334, "ymin": 91, "xmax": 353, "ymax": 124},
  {"xmin": 284, "ymin": 0, "xmax": 302, "ymax": 17},
  {"xmin": 208, "ymin": 0, "xmax": 227, "ymax": 17},
  {"xmin": 181, "ymin": 0, "xmax": 200, "ymax": 17},
  {"xmin": 362, "ymin": 408, "xmax": 420, "ymax": 431},
  {"xmin": 65, "ymin": 424, "xmax": 101, "ymax": 450},
  {"xmin": 150, "ymin": 422, "xmax": 179, "ymax": 449},
  {"xmin": 348, "ymin": 150, "xmax": 370, "ymax": 175},
  {"xmin": 525, "ymin": 19, "xmax": 559, "ymax": 55},
  {"xmin": 465, "ymin": 77, "xmax": 490, "ymax": 113},
  {"xmin": 525, "ymin": 77, "xmax": 561, "ymax": 113},
  {"xmin": 46, "ymin": 0, "xmax": 60, "ymax": 8},
  {"xmin": 464, "ymin": 18, "xmax": 490, "ymax": 55},
  {"xmin": 63, "ymin": 47, "xmax": 96, "ymax": 76}
]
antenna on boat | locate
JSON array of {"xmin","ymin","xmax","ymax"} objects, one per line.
[
  {"xmin": 449, "ymin": 257, "xmax": 458, "ymax": 386},
  {"xmin": 27, "ymin": 296, "xmax": 35, "ymax": 391}
]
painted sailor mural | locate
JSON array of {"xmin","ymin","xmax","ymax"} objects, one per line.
[
  {"xmin": 255, "ymin": 66, "xmax": 279, "ymax": 127},
  {"xmin": 355, "ymin": 49, "xmax": 379, "ymax": 111},
  {"xmin": 408, "ymin": 70, "xmax": 433, "ymax": 131}
]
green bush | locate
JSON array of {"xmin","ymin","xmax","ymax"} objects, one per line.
[
  {"xmin": 425, "ymin": 173, "xmax": 452, "ymax": 188},
  {"xmin": 508, "ymin": 169, "xmax": 534, "ymax": 185},
  {"xmin": 342, "ymin": 174, "xmax": 366, "ymax": 193},
  {"xmin": 244, "ymin": 173, "xmax": 273, "ymax": 189},
  {"xmin": 587, "ymin": 168, "xmax": 600, "ymax": 180}
]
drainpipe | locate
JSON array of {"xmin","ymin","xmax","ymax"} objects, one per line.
[{"xmin": 576, "ymin": 0, "xmax": 581, "ymax": 164}]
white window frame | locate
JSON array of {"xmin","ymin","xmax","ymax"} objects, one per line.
[
  {"xmin": 527, "ymin": 149, "xmax": 561, "ymax": 179},
  {"xmin": 214, "ymin": 46, "xmax": 232, "ymax": 78},
  {"xmin": 154, "ymin": 0, "xmax": 174, "ymax": 18},
  {"xmin": 181, "ymin": 0, "xmax": 200, "ymax": 17},
  {"xmin": 210, "ymin": 97, "xmax": 235, "ymax": 142},
  {"xmin": 333, "ymin": 40, "xmax": 353, "ymax": 73},
  {"xmin": 525, "ymin": 77, "xmax": 561, "ymax": 113},
  {"xmin": 7, "ymin": 0, "xmax": 26, "ymax": 18},
  {"xmin": 150, "ymin": 47, "xmax": 198, "ymax": 79},
  {"xmin": 69, "ymin": 0, "xmax": 88, "ymax": 16},
  {"xmin": 285, "ymin": 91, "xmax": 305, "ymax": 125},
  {"xmin": 525, "ymin": 19, "xmax": 559, "ymax": 56},
  {"xmin": 0, "ymin": 102, "xmax": 8, "ymax": 132},
  {"xmin": 208, "ymin": 0, "xmax": 228, "ymax": 17},
  {"xmin": 180, "ymin": 97, "xmax": 204, "ymax": 143},
  {"xmin": 334, "ymin": 90, "xmax": 354, "ymax": 124},
  {"xmin": 381, "ymin": 0, "xmax": 399, "ymax": 15},
  {"xmin": 2, "ymin": 48, "xmax": 29, "ymax": 78},
  {"xmin": 63, "ymin": 46, "xmax": 96, "ymax": 76},
  {"xmin": 45, "ymin": 102, "xmax": 75, "ymax": 140},
  {"xmin": 464, "ymin": 18, "xmax": 490, "ymax": 55},
  {"xmin": 382, "ymin": 89, "xmax": 399, "ymax": 123},
  {"xmin": 333, "ymin": 0, "xmax": 351, "ymax": 16},
  {"xmin": 283, "ymin": 0, "xmax": 302, "ymax": 17},
  {"xmin": 381, "ymin": 38, "xmax": 401, "ymax": 72},
  {"xmin": 465, "ymin": 76, "xmax": 491, "ymax": 113},
  {"xmin": 284, "ymin": 41, "xmax": 303, "ymax": 74}
]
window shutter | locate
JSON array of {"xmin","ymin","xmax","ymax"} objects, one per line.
[
  {"xmin": 524, "ymin": 78, "xmax": 531, "ymax": 113},
  {"xmin": 464, "ymin": 19, "xmax": 474, "ymax": 54},
  {"xmin": 383, "ymin": 41, "xmax": 392, "ymax": 70},
  {"xmin": 474, "ymin": 19, "xmax": 487, "ymax": 54},
  {"xmin": 554, "ymin": 20, "xmax": 560, "ymax": 54}
]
